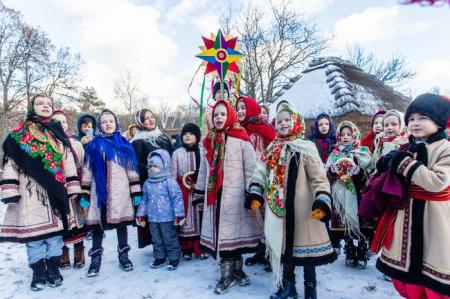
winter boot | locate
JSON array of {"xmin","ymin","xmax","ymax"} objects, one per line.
[
  {"xmin": 214, "ymin": 259, "xmax": 237, "ymax": 295},
  {"xmin": 304, "ymin": 282, "xmax": 317, "ymax": 299},
  {"xmin": 118, "ymin": 245, "xmax": 134, "ymax": 272},
  {"xmin": 356, "ymin": 240, "xmax": 369, "ymax": 269},
  {"xmin": 270, "ymin": 279, "xmax": 298, "ymax": 299},
  {"xmin": 46, "ymin": 256, "xmax": 63, "ymax": 288},
  {"xmin": 183, "ymin": 253, "xmax": 193, "ymax": 261},
  {"xmin": 234, "ymin": 257, "xmax": 250, "ymax": 286},
  {"xmin": 59, "ymin": 246, "xmax": 71, "ymax": 270},
  {"xmin": 344, "ymin": 240, "xmax": 357, "ymax": 267},
  {"xmin": 87, "ymin": 247, "xmax": 103, "ymax": 277},
  {"xmin": 151, "ymin": 259, "xmax": 167, "ymax": 268},
  {"xmin": 244, "ymin": 242, "xmax": 266, "ymax": 266},
  {"xmin": 167, "ymin": 260, "xmax": 180, "ymax": 271},
  {"xmin": 73, "ymin": 245, "xmax": 85, "ymax": 269},
  {"xmin": 30, "ymin": 259, "xmax": 47, "ymax": 291}
]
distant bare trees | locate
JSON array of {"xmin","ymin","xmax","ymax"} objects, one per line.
[
  {"xmin": 221, "ymin": 0, "xmax": 329, "ymax": 103},
  {"xmin": 346, "ymin": 45, "xmax": 415, "ymax": 89},
  {"xmin": 113, "ymin": 70, "xmax": 147, "ymax": 123}
]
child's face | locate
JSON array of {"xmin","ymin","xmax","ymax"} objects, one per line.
[
  {"xmin": 143, "ymin": 111, "xmax": 156, "ymax": 130},
  {"xmin": 276, "ymin": 111, "xmax": 291, "ymax": 136},
  {"xmin": 373, "ymin": 116, "xmax": 383, "ymax": 134},
  {"xmin": 149, "ymin": 165, "xmax": 160, "ymax": 173},
  {"xmin": 34, "ymin": 96, "xmax": 53, "ymax": 118},
  {"xmin": 259, "ymin": 108, "xmax": 268, "ymax": 122},
  {"xmin": 182, "ymin": 132, "xmax": 197, "ymax": 146},
  {"xmin": 408, "ymin": 113, "xmax": 439, "ymax": 138},
  {"xmin": 236, "ymin": 100, "xmax": 246, "ymax": 122},
  {"xmin": 318, "ymin": 117, "xmax": 330, "ymax": 135},
  {"xmin": 100, "ymin": 113, "xmax": 116, "ymax": 134},
  {"xmin": 81, "ymin": 121, "xmax": 93, "ymax": 133},
  {"xmin": 383, "ymin": 115, "xmax": 400, "ymax": 138},
  {"xmin": 339, "ymin": 127, "xmax": 353, "ymax": 146},
  {"xmin": 213, "ymin": 103, "xmax": 227, "ymax": 130},
  {"xmin": 52, "ymin": 114, "xmax": 68, "ymax": 132},
  {"xmin": 214, "ymin": 90, "xmax": 229, "ymax": 100}
]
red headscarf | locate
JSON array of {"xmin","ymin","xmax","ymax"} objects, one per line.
[
  {"xmin": 360, "ymin": 109, "xmax": 386, "ymax": 153},
  {"xmin": 203, "ymin": 100, "xmax": 249, "ymax": 206},
  {"xmin": 237, "ymin": 96, "xmax": 276, "ymax": 147}
]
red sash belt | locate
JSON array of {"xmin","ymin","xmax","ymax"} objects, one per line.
[{"xmin": 371, "ymin": 185, "xmax": 450, "ymax": 253}]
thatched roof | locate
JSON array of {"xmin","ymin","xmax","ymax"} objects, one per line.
[{"xmin": 270, "ymin": 57, "xmax": 410, "ymax": 119}]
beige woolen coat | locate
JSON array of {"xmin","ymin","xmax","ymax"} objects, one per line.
[
  {"xmin": 250, "ymin": 140, "xmax": 337, "ymax": 264},
  {"xmin": 0, "ymin": 147, "xmax": 81, "ymax": 243},
  {"xmin": 377, "ymin": 138, "xmax": 450, "ymax": 296},
  {"xmin": 197, "ymin": 136, "xmax": 262, "ymax": 257}
]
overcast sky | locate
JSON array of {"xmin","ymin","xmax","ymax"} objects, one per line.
[{"xmin": 4, "ymin": 0, "xmax": 450, "ymax": 109}]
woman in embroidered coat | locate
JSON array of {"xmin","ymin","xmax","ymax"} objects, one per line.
[
  {"xmin": 52, "ymin": 110, "xmax": 87, "ymax": 270},
  {"xmin": 170, "ymin": 123, "xmax": 207, "ymax": 260},
  {"xmin": 325, "ymin": 121, "xmax": 372, "ymax": 269},
  {"xmin": 195, "ymin": 100, "xmax": 261, "ymax": 295},
  {"xmin": 80, "ymin": 109, "xmax": 142, "ymax": 277},
  {"xmin": 248, "ymin": 102, "xmax": 336, "ymax": 299},
  {"xmin": 308, "ymin": 113, "xmax": 337, "ymax": 164},
  {"xmin": 131, "ymin": 108, "xmax": 173, "ymax": 248},
  {"xmin": 0, "ymin": 94, "xmax": 81, "ymax": 291},
  {"xmin": 374, "ymin": 94, "xmax": 450, "ymax": 299}
]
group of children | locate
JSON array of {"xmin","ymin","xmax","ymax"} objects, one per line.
[{"xmin": 0, "ymin": 88, "xmax": 449, "ymax": 299}]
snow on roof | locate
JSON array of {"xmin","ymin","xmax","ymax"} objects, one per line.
[{"xmin": 269, "ymin": 57, "xmax": 410, "ymax": 119}]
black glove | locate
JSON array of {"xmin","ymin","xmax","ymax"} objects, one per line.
[
  {"xmin": 192, "ymin": 196, "xmax": 203, "ymax": 206},
  {"xmin": 408, "ymin": 142, "xmax": 427, "ymax": 163},
  {"xmin": 376, "ymin": 150, "xmax": 397, "ymax": 173},
  {"xmin": 389, "ymin": 151, "xmax": 413, "ymax": 173}
]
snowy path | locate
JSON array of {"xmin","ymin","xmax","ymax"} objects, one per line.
[{"xmin": 0, "ymin": 229, "xmax": 401, "ymax": 299}]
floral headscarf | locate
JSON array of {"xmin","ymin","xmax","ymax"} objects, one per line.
[{"xmin": 262, "ymin": 102, "xmax": 305, "ymax": 217}]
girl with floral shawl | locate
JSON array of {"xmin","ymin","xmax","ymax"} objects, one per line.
[
  {"xmin": 0, "ymin": 94, "xmax": 81, "ymax": 291},
  {"xmin": 248, "ymin": 101, "xmax": 336, "ymax": 299},
  {"xmin": 325, "ymin": 121, "xmax": 372, "ymax": 269}
]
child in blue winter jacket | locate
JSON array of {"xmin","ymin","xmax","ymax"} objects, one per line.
[{"xmin": 136, "ymin": 149, "xmax": 185, "ymax": 270}]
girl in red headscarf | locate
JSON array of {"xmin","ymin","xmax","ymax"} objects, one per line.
[
  {"xmin": 236, "ymin": 96, "xmax": 276, "ymax": 160},
  {"xmin": 195, "ymin": 100, "xmax": 262, "ymax": 295}
]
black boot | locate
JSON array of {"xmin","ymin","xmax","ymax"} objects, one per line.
[
  {"xmin": 46, "ymin": 256, "xmax": 63, "ymax": 288},
  {"xmin": 234, "ymin": 257, "xmax": 250, "ymax": 286},
  {"xmin": 30, "ymin": 259, "xmax": 47, "ymax": 291},
  {"xmin": 73, "ymin": 244, "xmax": 85, "ymax": 269},
  {"xmin": 270, "ymin": 279, "xmax": 298, "ymax": 299},
  {"xmin": 356, "ymin": 239, "xmax": 368, "ymax": 269},
  {"xmin": 87, "ymin": 247, "xmax": 103, "ymax": 277},
  {"xmin": 344, "ymin": 239, "xmax": 357, "ymax": 267},
  {"xmin": 304, "ymin": 282, "xmax": 317, "ymax": 299},
  {"xmin": 118, "ymin": 245, "xmax": 133, "ymax": 272},
  {"xmin": 214, "ymin": 259, "xmax": 237, "ymax": 295},
  {"xmin": 244, "ymin": 242, "xmax": 266, "ymax": 266}
]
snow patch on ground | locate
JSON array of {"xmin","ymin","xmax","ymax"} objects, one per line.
[{"xmin": 0, "ymin": 225, "xmax": 401, "ymax": 299}]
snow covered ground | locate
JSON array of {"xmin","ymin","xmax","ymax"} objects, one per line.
[{"xmin": 0, "ymin": 227, "xmax": 401, "ymax": 299}]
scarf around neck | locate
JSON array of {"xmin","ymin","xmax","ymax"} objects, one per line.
[
  {"xmin": 147, "ymin": 150, "xmax": 171, "ymax": 183},
  {"xmin": 203, "ymin": 100, "xmax": 250, "ymax": 206}
]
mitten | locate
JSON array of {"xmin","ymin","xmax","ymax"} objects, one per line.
[
  {"xmin": 311, "ymin": 195, "xmax": 332, "ymax": 222},
  {"xmin": 389, "ymin": 151, "xmax": 413, "ymax": 174},
  {"xmin": 79, "ymin": 195, "xmax": 90, "ymax": 209},
  {"xmin": 132, "ymin": 195, "xmax": 142, "ymax": 206},
  {"xmin": 135, "ymin": 216, "xmax": 146, "ymax": 227},
  {"xmin": 174, "ymin": 217, "xmax": 186, "ymax": 226},
  {"xmin": 245, "ymin": 185, "xmax": 264, "ymax": 210},
  {"xmin": 192, "ymin": 194, "xmax": 204, "ymax": 206}
]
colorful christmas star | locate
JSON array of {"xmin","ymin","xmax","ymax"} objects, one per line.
[{"xmin": 196, "ymin": 30, "xmax": 243, "ymax": 79}]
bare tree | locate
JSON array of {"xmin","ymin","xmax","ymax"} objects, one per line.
[
  {"xmin": 221, "ymin": 0, "xmax": 329, "ymax": 102},
  {"xmin": 113, "ymin": 70, "xmax": 145, "ymax": 123},
  {"xmin": 152, "ymin": 100, "xmax": 174, "ymax": 130},
  {"xmin": 346, "ymin": 45, "xmax": 415, "ymax": 89}
]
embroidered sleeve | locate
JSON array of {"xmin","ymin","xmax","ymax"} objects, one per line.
[
  {"xmin": 242, "ymin": 140, "xmax": 257, "ymax": 189},
  {"xmin": 127, "ymin": 168, "xmax": 142, "ymax": 197},
  {"xmin": 0, "ymin": 159, "xmax": 21, "ymax": 203},
  {"xmin": 194, "ymin": 150, "xmax": 207, "ymax": 194},
  {"xmin": 80, "ymin": 164, "xmax": 93, "ymax": 196},
  {"xmin": 407, "ymin": 147, "xmax": 450, "ymax": 192},
  {"xmin": 63, "ymin": 147, "xmax": 81, "ymax": 195}
]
